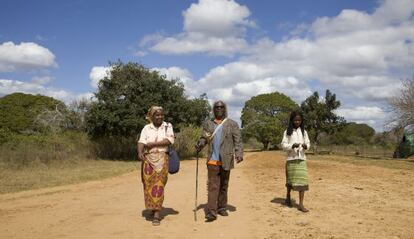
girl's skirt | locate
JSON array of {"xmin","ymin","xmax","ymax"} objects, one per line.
[{"xmin": 285, "ymin": 159, "xmax": 309, "ymax": 191}]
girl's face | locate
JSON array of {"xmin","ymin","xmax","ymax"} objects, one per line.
[
  {"xmin": 293, "ymin": 115, "xmax": 302, "ymax": 129},
  {"xmin": 151, "ymin": 110, "xmax": 164, "ymax": 126}
]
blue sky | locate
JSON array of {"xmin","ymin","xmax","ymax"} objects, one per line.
[{"xmin": 1, "ymin": 0, "xmax": 413, "ymax": 131}]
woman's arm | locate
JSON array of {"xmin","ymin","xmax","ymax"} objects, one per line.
[
  {"xmin": 138, "ymin": 142, "xmax": 146, "ymax": 161},
  {"xmin": 147, "ymin": 123, "xmax": 174, "ymax": 149},
  {"xmin": 147, "ymin": 139, "xmax": 171, "ymax": 149}
]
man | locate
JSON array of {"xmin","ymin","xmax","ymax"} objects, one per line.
[{"xmin": 195, "ymin": 100, "xmax": 243, "ymax": 222}]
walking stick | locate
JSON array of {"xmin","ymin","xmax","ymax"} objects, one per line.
[{"xmin": 194, "ymin": 151, "xmax": 199, "ymax": 221}]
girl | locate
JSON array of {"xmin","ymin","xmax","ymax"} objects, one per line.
[{"xmin": 281, "ymin": 111, "xmax": 310, "ymax": 212}]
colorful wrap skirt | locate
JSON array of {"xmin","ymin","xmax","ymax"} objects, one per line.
[
  {"xmin": 285, "ymin": 159, "xmax": 309, "ymax": 191},
  {"xmin": 141, "ymin": 153, "xmax": 169, "ymax": 210}
]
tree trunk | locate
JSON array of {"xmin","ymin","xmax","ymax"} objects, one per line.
[{"xmin": 262, "ymin": 141, "xmax": 269, "ymax": 150}]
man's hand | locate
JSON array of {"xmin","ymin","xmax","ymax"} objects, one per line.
[
  {"xmin": 302, "ymin": 143, "xmax": 308, "ymax": 150},
  {"xmin": 236, "ymin": 156, "xmax": 243, "ymax": 163},
  {"xmin": 195, "ymin": 139, "xmax": 205, "ymax": 153},
  {"xmin": 292, "ymin": 143, "xmax": 300, "ymax": 149}
]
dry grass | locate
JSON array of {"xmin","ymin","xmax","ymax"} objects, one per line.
[
  {"xmin": 0, "ymin": 159, "xmax": 137, "ymax": 194},
  {"xmin": 310, "ymin": 153, "xmax": 414, "ymax": 170}
]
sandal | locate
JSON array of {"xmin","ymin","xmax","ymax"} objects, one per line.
[
  {"xmin": 152, "ymin": 218, "xmax": 161, "ymax": 226},
  {"xmin": 298, "ymin": 206, "xmax": 309, "ymax": 213}
]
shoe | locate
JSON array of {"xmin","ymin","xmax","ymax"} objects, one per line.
[
  {"xmin": 217, "ymin": 209, "xmax": 228, "ymax": 216},
  {"xmin": 152, "ymin": 217, "xmax": 161, "ymax": 226},
  {"xmin": 205, "ymin": 213, "xmax": 217, "ymax": 222}
]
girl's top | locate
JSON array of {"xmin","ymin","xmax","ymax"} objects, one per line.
[{"xmin": 281, "ymin": 127, "xmax": 310, "ymax": 161}]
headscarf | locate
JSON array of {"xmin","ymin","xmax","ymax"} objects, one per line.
[{"xmin": 146, "ymin": 106, "xmax": 163, "ymax": 123}]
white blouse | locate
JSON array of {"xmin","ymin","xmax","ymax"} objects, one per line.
[
  {"xmin": 138, "ymin": 121, "xmax": 174, "ymax": 153},
  {"xmin": 281, "ymin": 128, "xmax": 310, "ymax": 161}
]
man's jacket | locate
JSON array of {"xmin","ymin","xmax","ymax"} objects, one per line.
[{"xmin": 199, "ymin": 118, "xmax": 243, "ymax": 170}]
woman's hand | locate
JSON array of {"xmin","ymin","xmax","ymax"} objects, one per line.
[
  {"xmin": 292, "ymin": 143, "xmax": 300, "ymax": 149},
  {"xmin": 138, "ymin": 152, "xmax": 147, "ymax": 162},
  {"xmin": 302, "ymin": 143, "xmax": 308, "ymax": 150}
]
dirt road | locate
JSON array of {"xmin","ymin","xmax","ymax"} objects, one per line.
[{"xmin": 1, "ymin": 152, "xmax": 413, "ymax": 239}]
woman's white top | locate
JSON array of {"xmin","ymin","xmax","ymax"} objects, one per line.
[
  {"xmin": 138, "ymin": 121, "xmax": 174, "ymax": 153},
  {"xmin": 281, "ymin": 128, "xmax": 310, "ymax": 161}
]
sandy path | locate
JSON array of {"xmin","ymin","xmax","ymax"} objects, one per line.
[
  {"xmin": 1, "ymin": 152, "xmax": 414, "ymax": 239},
  {"xmin": 244, "ymin": 151, "xmax": 414, "ymax": 239},
  {"xmin": 0, "ymin": 156, "xmax": 257, "ymax": 239}
]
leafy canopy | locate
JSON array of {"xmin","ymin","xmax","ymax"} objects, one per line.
[
  {"xmin": 86, "ymin": 61, "xmax": 210, "ymax": 138},
  {"xmin": 241, "ymin": 92, "xmax": 298, "ymax": 149}
]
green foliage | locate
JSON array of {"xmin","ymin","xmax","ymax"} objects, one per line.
[
  {"xmin": 174, "ymin": 124, "xmax": 203, "ymax": 158},
  {"xmin": 0, "ymin": 93, "xmax": 66, "ymax": 133},
  {"xmin": 301, "ymin": 89, "xmax": 345, "ymax": 146},
  {"xmin": 85, "ymin": 61, "xmax": 209, "ymax": 159},
  {"xmin": 241, "ymin": 92, "xmax": 299, "ymax": 150},
  {"xmin": 330, "ymin": 122, "xmax": 375, "ymax": 145},
  {"xmin": 86, "ymin": 61, "xmax": 210, "ymax": 139},
  {"xmin": 0, "ymin": 131, "xmax": 94, "ymax": 169}
]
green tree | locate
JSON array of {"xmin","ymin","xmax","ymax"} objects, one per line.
[
  {"xmin": 86, "ymin": 61, "xmax": 209, "ymax": 139},
  {"xmin": 241, "ymin": 92, "xmax": 299, "ymax": 150},
  {"xmin": 0, "ymin": 93, "xmax": 66, "ymax": 133},
  {"xmin": 330, "ymin": 122, "xmax": 375, "ymax": 145},
  {"xmin": 301, "ymin": 89, "xmax": 345, "ymax": 150},
  {"xmin": 85, "ymin": 62, "xmax": 210, "ymax": 158}
]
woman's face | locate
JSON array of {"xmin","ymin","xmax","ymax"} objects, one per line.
[
  {"xmin": 151, "ymin": 110, "xmax": 164, "ymax": 126},
  {"xmin": 293, "ymin": 115, "xmax": 302, "ymax": 128}
]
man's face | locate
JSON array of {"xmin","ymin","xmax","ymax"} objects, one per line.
[{"xmin": 213, "ymin": 102, "xmax": 225, "ymax": 119}]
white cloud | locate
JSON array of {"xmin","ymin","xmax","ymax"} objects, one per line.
[
  {"xmin": 31, "ymin": 76, "xmax": 53, "ymax": 85},
  {"xmin": 142, "ymin": 0, "xmax": 255, "ymax": 56},
  {"xmin": 0, "ymin": 41, "xmax": 56, "ymax": 72},
  {"xmin": 0, "ymin": 78, "xmax": 93, "ymax": 104},
  {"xmin": 336, "ymin": 106, "xmax": 388, "ymax": 130},
  {"xmin": 174, "ymin": 0, "xmax": 414, "ymax": 130},
  {"xmin": 75, "ymin": 92, "xmax": 95, "ymax": 102},
  {"xmin": 89, "ymin": 66, "xmax": 112, "ymax": 88},
  {"xmin": 183, "ymin": 0, "xmax": 254, "ymax": 37},
  {"xmin": 0, "ymin": 79, "xmax": 71, "ymax": 102},
  {"xmin": 151, "ymin": 66, "xmax": 199, "ymax": 96}
]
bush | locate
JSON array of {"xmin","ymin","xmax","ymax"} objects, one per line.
[
  {"xmin": 93, "ymin": 136, "xmax": 137, "ymax": 160},
  {"xmin": 174, "ymin": 125, "xmax": 203, "ymax": 159},
  {"xmin": 0, "ymin": 131, "xmax": 95, "ymax": 169}
]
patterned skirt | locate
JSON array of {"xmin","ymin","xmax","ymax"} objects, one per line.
[
  {"xmin": 141, "ymin": 153, "xmax": 169, "ymax": 210},
  {"xmin": 285, "ymin": 159, "xmax": 309, "ymax": 191}
]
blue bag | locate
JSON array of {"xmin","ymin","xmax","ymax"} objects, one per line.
[
  {"xmin": 168, "ymin": 147, "xmax": 180, "ymax": 174},
  {"xmin": 165, "ymin": 123, "xmax": 180, "ymax": 174}
]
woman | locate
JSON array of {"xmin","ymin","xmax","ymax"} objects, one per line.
[
  {"xmin": 281, "ymin": 111, "xmax": 310, "ymax": 213},
  {"xmin": 138, "ymin": 106, "xmax": 174, "ymax": 226}
]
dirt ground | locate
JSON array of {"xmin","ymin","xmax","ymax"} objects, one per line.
[{"xmin": 1, "ymin": 151, "xmax": 413, "ymax": 239}]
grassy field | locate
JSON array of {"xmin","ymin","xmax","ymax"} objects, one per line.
[
  {"xmin": 1, "ymin": 148, "xmax": 412, "ymax": 195},
  {"xmin": 0, "ymin": 159, "xmax": 138, "ymax": 194},
  {"xmin": 309, "ymin": 153, "xmax": 414, "ymax": 170}
]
